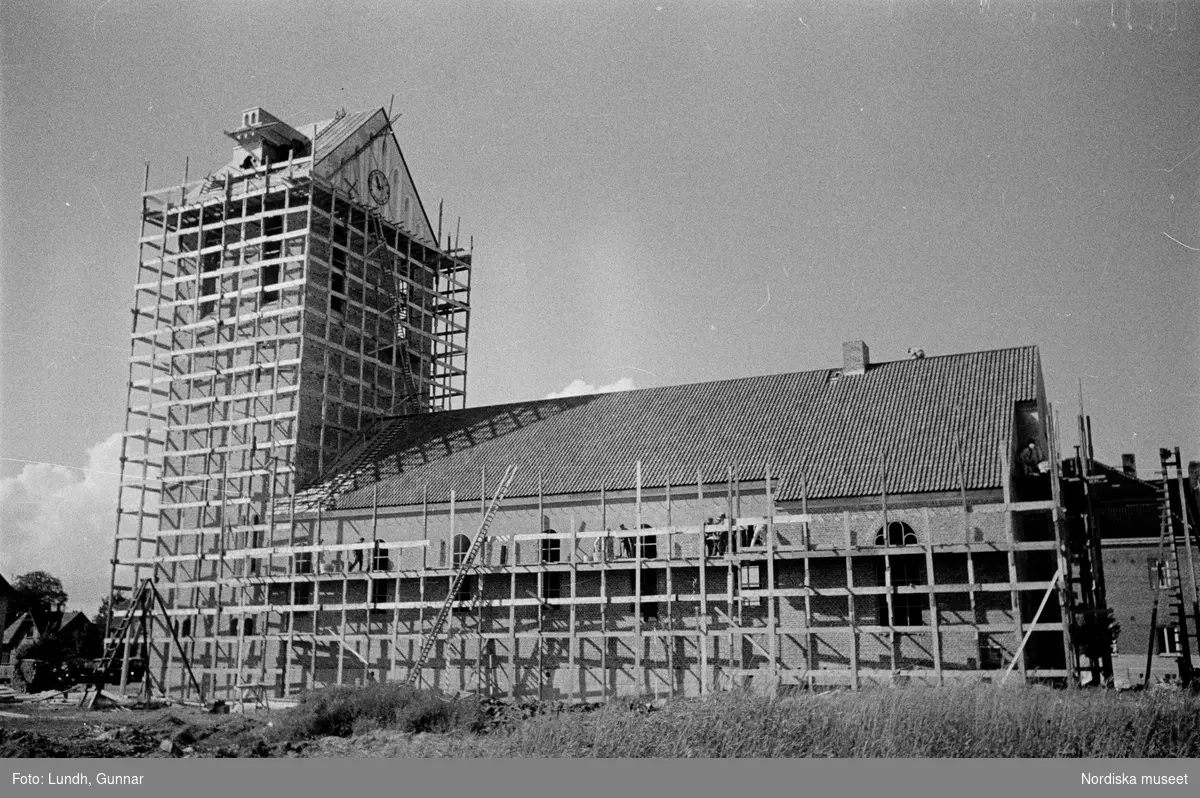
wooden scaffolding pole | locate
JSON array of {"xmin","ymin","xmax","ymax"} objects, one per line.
[
  {"xmin": 635, "ymin": 461, "xmax": 643, "ymax": 695},
  {"xmin": 766, "ymin": 463, "xmax": 778, "ymax": 694},
  {"xmin": 665, "ymin": 474, "xmax": 674, "ymax": 695},
  {"xmin": 726, "ymin": 467, "xmax": 735, "ymax": 686},
  {"xmin": 697, "ymin": 470, "xmax": 709, "ymax": 694},
  {"xmin": 1001, "ymin": 449, "xmax": 1026, "ymax": 683},
  {"xmin": 600, "ymin": 482, "xmax": 608, "ymax": 701},
  {"xmin": 843, "ymin": 510, "xmax": 859, "ymax": 690}
]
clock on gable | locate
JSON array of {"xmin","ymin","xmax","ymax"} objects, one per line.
[{"xmin": 367, "ymin": 169, "xmax": 391, "ymax": 206}]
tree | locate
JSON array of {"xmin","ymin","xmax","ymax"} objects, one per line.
[
  {"xmin": 13, "ymin": 571, "xmax": 68, "ymax": 617},
  {"xmin": 93, "ymin": 591, "xmax": 129, "ymax": 637}
]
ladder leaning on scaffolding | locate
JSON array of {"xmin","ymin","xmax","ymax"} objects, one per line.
[
  {"xmin": 406, "ymin": 465, "xmax": 519, "ymax": 687},
  {"xmin": 1142, "ymin": 448, "xmax": 1195, "ymax": 690}
]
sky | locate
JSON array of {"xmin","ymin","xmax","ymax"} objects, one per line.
[{"xmin": 1, "ymin": 0, "xmax": 1197, "ymax": 612}]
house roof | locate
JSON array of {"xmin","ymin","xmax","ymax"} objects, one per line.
[
  {"xmin": 1, "ymin": 610, "xmax": 93, "ymax": 648},
  {"xmin": 57, "ymin": 611, "xmax": 92, "ymax": 632},
  {"xmin": 1089, "ymin": 460, "xmax": 1160, "ymax": 500},
  {"xmin": 0, "ymin": 573, "xmax": 12, "ymax": 597},
  {"xmin": 3, "ymin": 613, "xmax": 33, "ymax": 647},
  {"xmin": 299, "ymin": 346, "xmax": 1042, "ymax": 511}
]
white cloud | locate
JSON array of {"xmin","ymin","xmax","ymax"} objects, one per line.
[
  {"xmin": 0, "ymin": 433, "xmax": 123, "ymax": 615},
  {"xmin": 544, "ymin": 376, "xmax": 636, "ymax": 399}
]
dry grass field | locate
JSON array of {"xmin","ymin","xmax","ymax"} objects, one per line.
[
  {"xmin": 283, "ymin": 683, "xmax": 1200, "ymax": 758},
  {"xmin": 3, "ymin": 683, "xmax": 1197, "ymax": 758}
]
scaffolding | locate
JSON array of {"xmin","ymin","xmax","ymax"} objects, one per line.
[
  {"xmin": 110, "ymin": 443, "xmax": 1077, "ymax": 701},
  {"xmin": 108, "ymin": 154, "xmax": 471, "ymax": 698}
]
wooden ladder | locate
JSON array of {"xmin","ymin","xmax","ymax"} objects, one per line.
[
  {"xmin": 82, "ymin": 579, "xmax": 202, "ymax": 707},
  {"xmin": 368, "ymin": 211, "xmax": 421, "ymax": 416},
  {"xmin": 1143, "ymin": 477, "xmax": 1194, "ymax": 688},
  {"xmin": 406, "ymin": 465, "xmax": 519, "ymax": 686}
]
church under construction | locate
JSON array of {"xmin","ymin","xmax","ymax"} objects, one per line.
[{"xmin": 106, "ymin": 106, "xmax": 1114, "ymax": 703}]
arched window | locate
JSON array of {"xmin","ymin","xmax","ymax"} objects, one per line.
[
  {"xmin": 540, "ymin": 531, "xmax": 561, "ymax": 563},
  {"xmin": 875, "ymin": 521, "xmax": 918, "ymax": 547},
  {"xmin": 452, "ymin": 534, "xmax": 471, "ymax": 568},
  {"xmin": 873, "ymin": 522, "xmax": 925, "ymax": 626}
]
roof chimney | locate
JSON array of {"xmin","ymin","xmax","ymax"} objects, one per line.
[
  {"xmin": 842, "ymin": 341, "xmax": 870, "ymax": 376},
  {"xmin": 1121, "ymin": 453, "xmax": 1136, "ymax": 479}
]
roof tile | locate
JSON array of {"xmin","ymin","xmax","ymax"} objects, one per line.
[{"xmin": 300, "ymin": 346, "xmax": 1041, "ymax": 510}]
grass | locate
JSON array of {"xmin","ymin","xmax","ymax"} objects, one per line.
[
  {"xmin": 271, "ymin": 682, "xmax": 483, "ymax": 741},
  {"xmin": 278, "ymin": 683, "xmax": 1200, "ymax": 757}
]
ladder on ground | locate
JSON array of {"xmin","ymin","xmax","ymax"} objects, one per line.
[
  {"xmin": 406, "ymin": 465, "xmax": 519, "ymax": 686},
  {"xmin": 82, "ymin": 578, "xmax": 202, "ymax": 708},
  {"xmin": 1143, "ymin": 476, "xmax": 1194, "ymax": 688}
]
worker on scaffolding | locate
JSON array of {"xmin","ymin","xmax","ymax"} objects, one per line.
[
  {"xmin": 589, "ymin": 524, "xmax": 606, "ymax": 563},
  {"xmin": 619, "ymin": 524, "xmax": 635, "ymax": 558},
  {"xmin": 1019, "ymin": 438, "xmax": 1045, "ymax": 476},
  {"xmin": 704, "ymin": 518, "xmax": 720, "ymax": 557},
  {"xmin": 348, "ymin": 536, "xmax": 366, "ymax": 572}
]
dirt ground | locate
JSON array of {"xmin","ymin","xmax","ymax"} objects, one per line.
[
  {"xmin": 0, "ymin": 701, "xmax": 294, "ymax": 758},
  {"xmin": 0, "ymin": 691, "xmax": 600, "ymax": 758}
]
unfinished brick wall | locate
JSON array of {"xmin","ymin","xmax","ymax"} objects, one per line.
[{"xmin": 148, "ymin": 482, "xmax": 1069, "ymax": 699}]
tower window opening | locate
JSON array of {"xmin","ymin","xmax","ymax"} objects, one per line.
[
  {"xmin": 330, "ymin": 271, "xmax": 346, "ymax": 315},
  {"xmin": 200, "ymin": 252, "xmax": 220, "ymax": 317},
  {"xmin": 261, "ymin": 262, "xmax": 280, "ymax": 304}
]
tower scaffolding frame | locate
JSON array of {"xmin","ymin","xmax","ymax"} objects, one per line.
[{"xmin": 108, "ymin": 155, "xmax": 471, "ymax": 698}]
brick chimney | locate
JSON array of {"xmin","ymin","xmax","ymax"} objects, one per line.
[
  {"xmin": 1121, "ymin": 453, "xmax": 1137, "ymax": 478},
  {"xmin": 842, "ymin": 341, "xmax": 870, "ymax": 376}
]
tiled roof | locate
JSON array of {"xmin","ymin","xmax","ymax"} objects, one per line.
[
  {"xmin": 3, "ymin": 613, "xmax": 33, "ymax": 647},
  {"xmin": 301, "ymin": 346, "xmax": 1042, "ymax": 510}
]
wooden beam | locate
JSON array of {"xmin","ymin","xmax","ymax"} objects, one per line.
[
  {"xmin": 698, "ymin": 470, "xmax": 709, "ymax": 694},
  {"xmin": 922, "ymin": 506, "xmax": 943, "ymax": 685},
  {"xmin": 766, "ymin": 464, "xmax": 778, "ymax": 695},
  {"xmin": 1001, "ymin": 567, "xmax": 1063, "ymax": 685},
  {"xmin": 635, "ymin": 460, "xmax": 644, "ymax": 695}
]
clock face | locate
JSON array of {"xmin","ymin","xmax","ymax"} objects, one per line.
[{"xmin": 367, "ymin": 169, "xmax": 391, "ymax": 206}]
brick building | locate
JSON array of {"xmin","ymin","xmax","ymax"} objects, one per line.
[
  {"xmin": 1086, "ymin": 459, "xmax": 1200, "ymax": 685},
  {"xmin": 112, "ymin": 107, "xmax": 1091, "ymax": 701}
]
